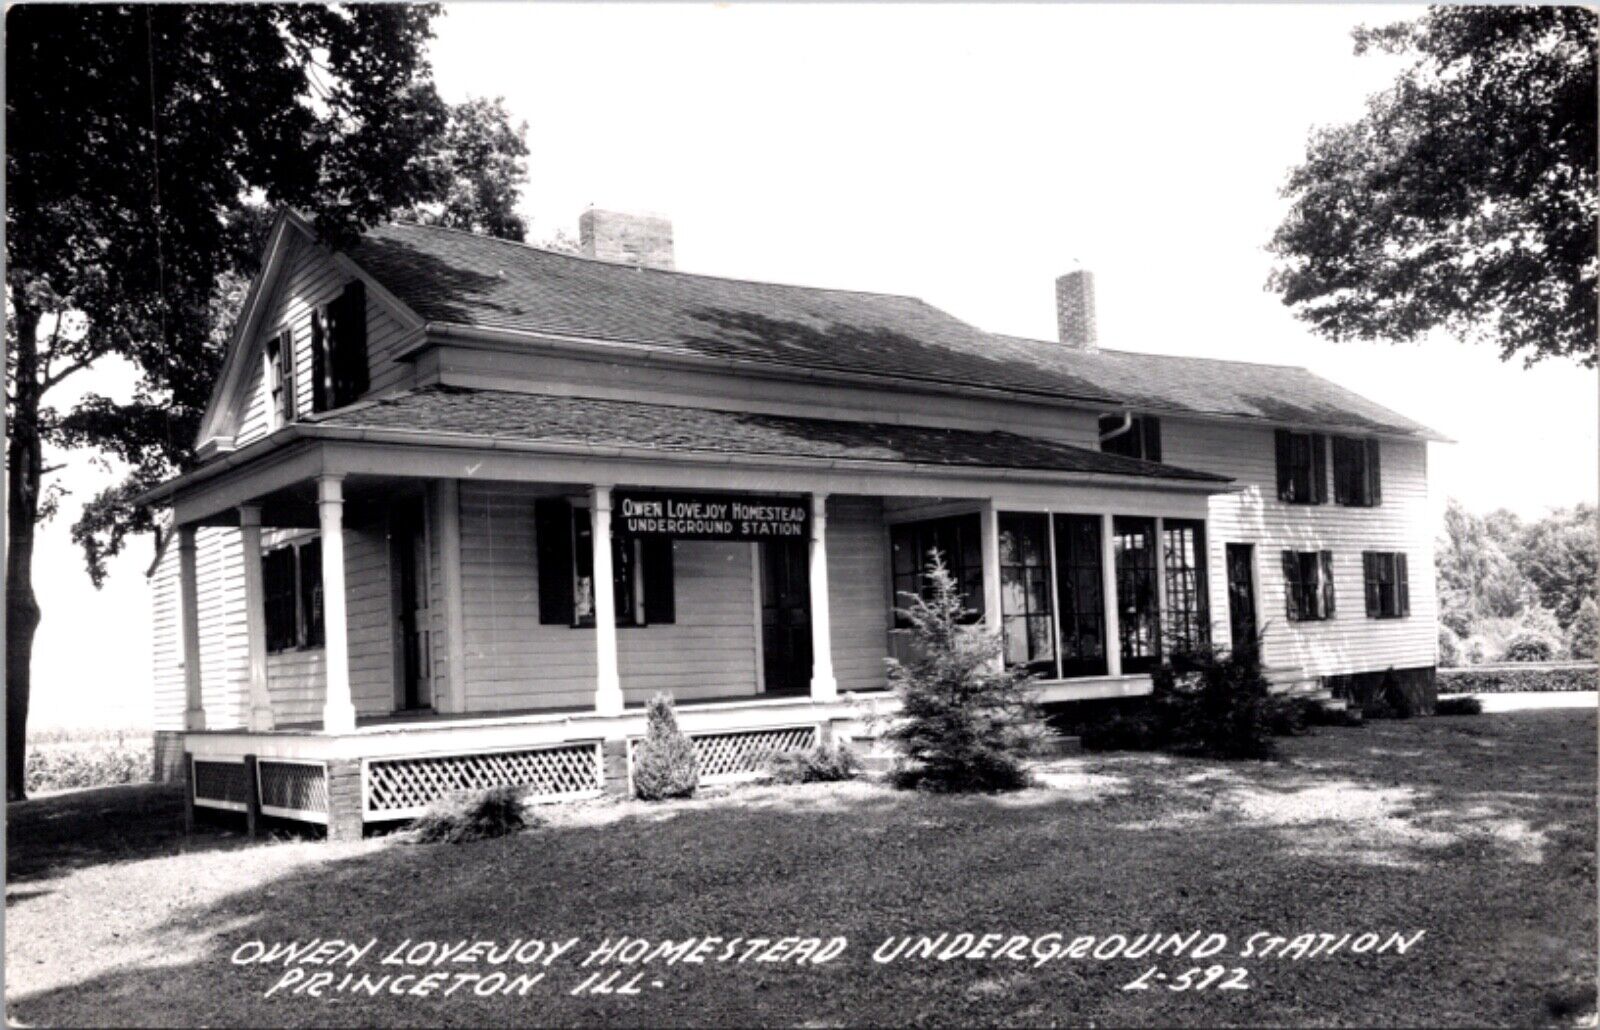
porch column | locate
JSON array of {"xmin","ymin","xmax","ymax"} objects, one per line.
[
  {"xmin": 807, "ymin": 493, "xmax": 838, "ymax": 702},
  {"xmin": 177, "ymin": 525, "xmax": 205, "ymax": 731},
  {"xmin": 318, "ymin": 475, "xmax": 357, "ymax": 733},
  {"xmin": 590, "ymin": 485, "xmax": 624, "ymax": 717},
  {"xmin": 1153, "ymin": 517, "xmax": 1168, "ymax": 661},
  {"xmin": 237, "ymin": 505, "xmax": 275, "ymax": 732},
  {"xmin": 980, "ymin": 501, "xmax": 1004, "ymax": 667},
  {"xmin": 1101, "ymin": 513, "xmax": 1123, "ymax": 677},
  {"xmin": 434, "ymin": 479, "xmax": 469, "ymax": 714}
]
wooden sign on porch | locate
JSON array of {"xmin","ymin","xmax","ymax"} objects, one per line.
[{"xmin": 613, "ymin": 490, "xmax": 809, "ymax": 541}]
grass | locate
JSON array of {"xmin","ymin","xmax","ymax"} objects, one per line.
[{"xmin": 6, "ymin": 710, "xmax": 1595, "ymax": 1027}]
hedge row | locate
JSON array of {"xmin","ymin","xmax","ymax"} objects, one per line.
[
  {"xmin": 26, "ymin": 739, "xmax": 153, "ymax": 794},
  {"xmin": 1437, "ymin": 663, "xmax": 1596, "ymax": 695}
]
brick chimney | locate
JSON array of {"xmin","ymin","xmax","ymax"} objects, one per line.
[
  {"xmin": 579, "ymin": 209, "xmax": 675, "ymax": 270},
  {"xmin": 1055, "ymin": 269, "xmax": 1098, "ymax": 350}
]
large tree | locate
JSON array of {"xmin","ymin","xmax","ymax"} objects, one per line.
[
  {"xmin": 5, "ymin": 4, "xmax": 528, "ymax": 800},
  {"xmin": 1269, "ymin": 6, "xmax": 1597, "ymax": 366}
]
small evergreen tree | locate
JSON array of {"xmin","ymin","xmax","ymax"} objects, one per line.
[
  {"xmin": 632, "ymin": 693, "xmax": 699, "ymax": 801},
  {"xmin": 885, "ymin": 553, "xmax": 1041, "ymax": 792},
  {"xmin": 1151, "ymin": 641, "xmax": 1281, "ymax": 759}
]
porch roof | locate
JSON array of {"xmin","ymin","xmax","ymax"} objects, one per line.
[{"xmin": 312, "ymin": 386, "xmax": 1232, "ymax": 484}]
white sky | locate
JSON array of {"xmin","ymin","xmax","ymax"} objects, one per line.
[{"xmin": 26, "ymin": 3, "xmax": 1598, "ymax": 728}]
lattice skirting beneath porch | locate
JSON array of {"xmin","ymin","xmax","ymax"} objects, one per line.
[
  {"xmin": 363, "ymin": 742, "xmax": 605, "ymax": 821},
  {"xmin": 663, "ymin": 725, "xmax": 819, "ymax": 785},
  {"xmin": 192, "ymin": 759, "xmax": 251, "ymax": 812}
]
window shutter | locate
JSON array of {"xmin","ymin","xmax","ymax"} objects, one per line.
[
  {"xmin": 262, "ymin": 548, "xmax": 296, "ymax": 651},
  {"xmin": 1396, "ymin": 553, "xmax": 1409, "ymax": 616},
  {"xmin": 299, "ymin": 540, "xmax": 324, "ymax": 648},
  {"xmin": 1366, "ymin": 438, "xmax": 1382, "ymax": 505},
  {"xmin": 641, "ymin": 537, "xmax": 676, "ymax": 625},
  {"xmin": 535, "ymin": 498, "xmax": 576, "ymax": 625},
  {"xmin": 1143, "ymin": 417, "xmax": 1162, "ymax": 463},
  {"xmin": 330, "ymin": 282, "xmax": 369, "ymax": 406},
  {"xmin": 1331, "ymin": 437, "xmax": 1350, "ymax": 505},
  {"xmin": 1311, "ymin": 434, "xmax": 1328, "ymax": 504},
  {"xmin": 310, "ymin": 309, "xmax": 329, "ymax": 412},
  {"xmin": 1281, "ymin": 550, "xmax": 1302, "ymax": 621},
  {"xmin": 1363, "ymin": 552, "xmax": 1379, "ymax": 616},
  {"xmin": 1274, "ymin": 430, "xmax": 1293, "ymax": 501},
  {"xmin": 1319, "ymin": 550, "xmax": 1336, "ymax": 617},
  {"xmin": 279, "ymin": 330, "xmax": 296, "ymax": 421}
]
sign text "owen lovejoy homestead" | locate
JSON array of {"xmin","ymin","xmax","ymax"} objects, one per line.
[{"xmin": 614, "ymin": 491, "xmax": 809, "ymax": 541}]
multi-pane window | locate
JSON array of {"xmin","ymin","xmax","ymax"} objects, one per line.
[
  {"xmin": 1363, "ymin": 552, "xmax": 1410, "ymax": 619},
  {"xmin": 1275, "ymin": 429, "xmax": 1327, "ymax": 505},
  {"xmin": 1053, "ymin": 514, "xmax": 1107, "ymax": 677},
  {"xmin": 998, "ymin": 514, "xmax": 1054, "ymax": 673},
  {"xmin": 890, "ymin": 514, "xmax": 985, "ymax": 625},
  {"xmin": 1162, "ymin": 519, "xmax": 1210, "ymax": 652},
  {"xmin": 534, "ymin": 498, "xmax": 674, "ymax": 627},
  {"xmin": 1282, "ymin": 550, "xmax": 1336, "ymax": 622},
  {"xmin": 1114, "ymin": 516, "xmax": 1160, "ymax": 672},
  {"xmin": 262, "ymin": 538, "xmax": 323, "ymax": 653},
  {"xmin": 1099, "ymin": 415, "xmax": 1162, "ymax": 463},
  {"xmin": 1332, "ymin": 437, "xmax": 1382, "ymax": 507}
]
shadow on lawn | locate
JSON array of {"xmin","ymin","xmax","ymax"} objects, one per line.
[{"xmin": 6, "ymin": 711, "xmax": 1596, "ymax": 1028}]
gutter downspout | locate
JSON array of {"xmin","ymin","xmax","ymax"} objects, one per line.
[{"xmin": 1099, "ymin": 410, "xmax": 1134, "ymax": 445}]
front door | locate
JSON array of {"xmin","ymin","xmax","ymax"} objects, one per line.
[
  {"xmin": 1226, "ymin": 543, "xmax": 1257, "ymax": 654},
  {"xmin": 760, "ymin": 539, "xmax": 812, "ymax": 695},
  {"xmin": 393, "ymin": 500, "xmax": 432, "ymax": 711}
]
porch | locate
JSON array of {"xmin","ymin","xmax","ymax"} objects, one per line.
[{"xmin": 145, "ymin": 390, "xmax": 1233, "ymax": 837}]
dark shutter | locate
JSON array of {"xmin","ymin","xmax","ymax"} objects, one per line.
[
  {"xmin": 1281, "ymin": 550, "xmax": 1302, "ymax": 621},
  {"xmin": 1142, "ymin": 417, "xmax": 1162, "ymax": 463},
  {"xmin": 641, "ymin": 537, "xmax": 676, "ymax": 625},
  {"xmin": 1396, "ymin": 553, "xmax": 1409, "ymax": 616},
  {"xmin": 535, "ymin": 498, "xmax": 576, "ymax": 625},
  {"xmin": 299, "ymin": 540, "xmax": 324, "ymax": 647},
  {"xmin": 1363, "ymin": 552, "xmax": 1380, "ymax": 616},
  {"xmin": 262, "ymin": 548, "xmax": 298, "ymax": 651},
  {"xmin": 1366, "ymin": 438, "xmax": 1382, "ymax": 505},
  {"xmin": 310, "ymin": 309, "xmax": 329, "ymax": 413},
  {"xmin": 330, "ymin": 281, "xmax": 369, "ymax": 406},
  {"xmin": 1311, "ymin": 434, "xmax": 1328, "ymax": 504},
  {"xmin": 1275, "ymin": 430, "xmax": 1293, "ymax": 501},
  {"xmin": 279, "ymin": 330, "xmax": 296, "ymax": 420},
  {"xmin": 1319, "ymin": 550, "xmax": 1336, "ymax": 617},
  {"xmin": 1331, "ymin": 437, "xmax": 1351, "ymax": 505}
]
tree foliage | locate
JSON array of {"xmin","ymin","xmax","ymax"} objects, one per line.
[
  {"xmin": 4, "ymin": 3, "xmax": 530, "ymax": 800},
  {"xmin": 406, "ymin": 96, "xmax": 531, "ymax": 241},
  {"xmin": 1269, "ymin": 7, "xmax": 1597, "ymax": 366},
  {"xmin": 885, "ymin": 553, "xmax": 1041, "ymax": 793}
]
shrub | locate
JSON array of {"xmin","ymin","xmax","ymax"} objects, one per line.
[
  {"xmin": 407, "ymin": 785, "xmax": 534, "ymax": 844},
  {"xmin": 1435, "ymin": 695, "xmax": 1484, "ymax": 716},
  {"xmin": 632, "ymin": 693, "xmax": 699, "ymax": 801},
  {"xmin": 1503, "ymin": 632, "xmax": 1557, "ymax": 662},
  {"xmin": 26, "ymin": 736, "xmax": 153, "ymax": 794},
  {"xmin": 1150, "ymin": 643, "xmax": 1281, "ymax": 759},
  {"xmin": 1438, "ymin": 626, "xmax": 1463, "ymax": 668},
  {"xmin": 885, "ymin": 553, "xmax": 1041, "ymax": 793},
  {"xmin": 764, "ymin": 741, "xmax": 861, "ymax": 784},
  {"xmin": 1079, "ymin": 710, "xmax": 1162, "ymax": 752},
  {"xmin": 1437, "ymin": 664, "xmax": 1595, "ymax": 694},
  {"xmin": 1566, "ymin": 598, "xmax": 1599, "ymax": 661}
]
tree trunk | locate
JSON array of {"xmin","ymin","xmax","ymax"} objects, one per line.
[{"xmin": 7, "ymin": 304, "xmax": 42, "ymax": 802}]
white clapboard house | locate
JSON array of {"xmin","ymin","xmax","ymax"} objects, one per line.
[{"xmin": 141, "ymin": 209, "xmax": 1444, "ymax": 838}]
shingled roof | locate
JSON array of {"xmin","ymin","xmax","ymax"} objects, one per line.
[
  {"xmin": 349, "ymin": 222, "xmax": 1441, "ymax": 439},
  {"xmin": 316, "ymin": 386, "xmax": 1231, "ymax": 484}
]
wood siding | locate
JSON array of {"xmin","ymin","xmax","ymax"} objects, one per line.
[
  {"xmin": 1161, "ymin": 419, "xmax": 1438, "ymax": 677},
  {"xmin": 456, "ymin": 482, "xmax": 763, "ymax": 710},
  {"xmin": 232, "ymin": 235, "xmax": 415, "ymax": 447}
]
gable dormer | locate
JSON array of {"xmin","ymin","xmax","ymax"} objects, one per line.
[{"xmin": 195, "ymin": 210, "xmax": 423, "ymax": 460}]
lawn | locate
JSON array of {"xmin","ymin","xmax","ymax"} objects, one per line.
[{"xmin": 6, "ymin": 710, "xmax": 1595, "ymax": 1027}]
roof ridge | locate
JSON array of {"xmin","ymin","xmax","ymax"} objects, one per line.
[
  {"xmin": 374, "ymin": 220, "xmax": 937, "ymax": 305},
  {"xmin": 989, "ymin": 332, "xmax": 1312, "ymax": 373}
]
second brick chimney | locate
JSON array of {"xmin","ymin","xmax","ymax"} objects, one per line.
[
  {"xmin": 579, "ymin": 209, "xmax": 675, "ymax": 270},
  {"xmin": 1055, "ymin": 269, "xmax": 1098, "ymax": 351}
]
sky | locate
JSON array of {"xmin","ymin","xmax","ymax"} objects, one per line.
[{"xmin": 25, "ymin": 3, "xmax": 1598, "ymax": 728}]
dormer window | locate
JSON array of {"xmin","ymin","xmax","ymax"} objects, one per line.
[
  {"xmin": 1099, "ymin": 414, "xmax": 1161, "ymax": 463},
  {"xmin": 309, "ymin": 280, "xmax": 368, "ymax": 412}
]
